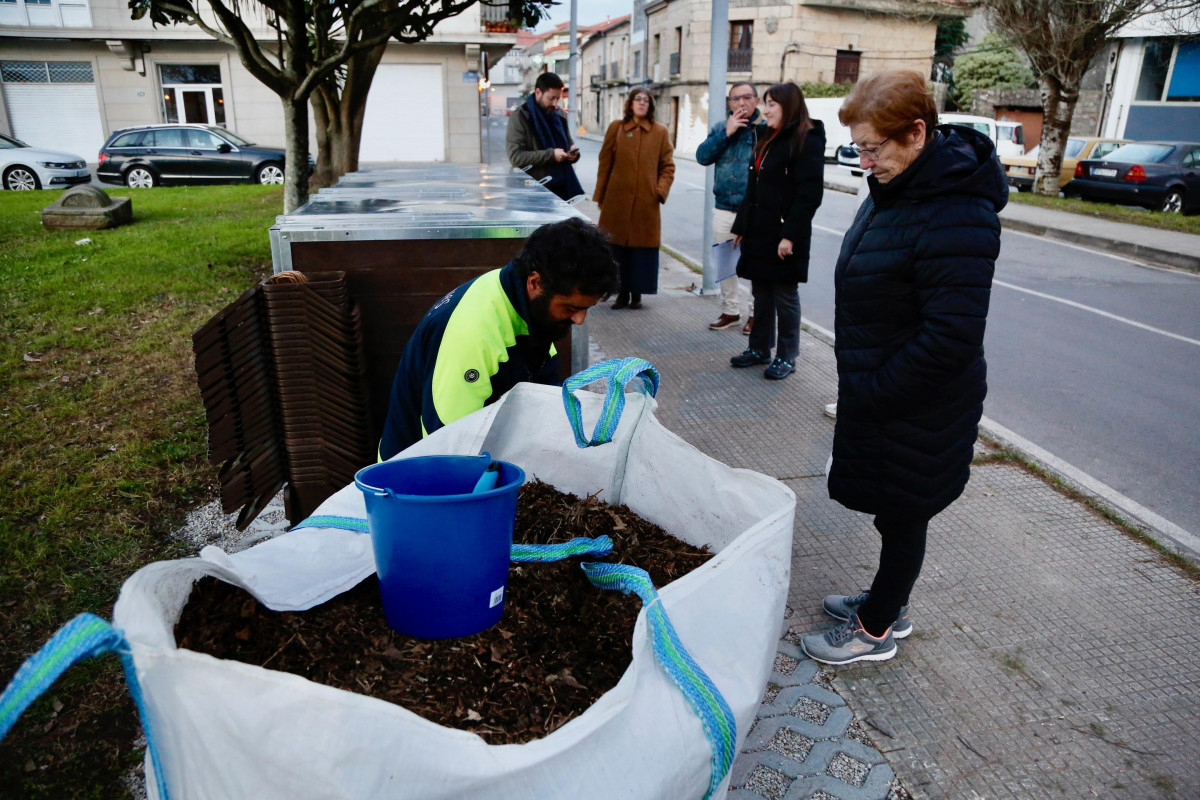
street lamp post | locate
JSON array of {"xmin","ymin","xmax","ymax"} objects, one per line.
[{"xmin": 701, "ymin": 0, "xmax": 730, "ymax": 293}]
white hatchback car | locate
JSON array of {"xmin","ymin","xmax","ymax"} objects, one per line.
[
  {"xmin": 939, "ymin": 113, "xmax": 1025, "ymax": 159},
  {"xmin": 0, "ymin": 132, "xmax": 91, "ymax": 191}
]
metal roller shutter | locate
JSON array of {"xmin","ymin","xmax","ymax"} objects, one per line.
[
  {"xmin": 359, "ymin": 64, "xmax": 445, "ymax": 162},
  {"xmin": 4, "ymin": 83, "xmax": 106, "ymax": 161}
]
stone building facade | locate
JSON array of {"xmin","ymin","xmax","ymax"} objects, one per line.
[{"xmin": 619, "ymin": 0, "xmax": 968, "ymax": 158}]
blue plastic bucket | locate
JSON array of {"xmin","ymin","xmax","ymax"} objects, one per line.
[{"xmin": 354, "ymin": 453, "xmax": 525, "ymax": 639}]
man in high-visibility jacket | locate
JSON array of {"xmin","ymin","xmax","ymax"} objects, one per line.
[{"xmin": 378, "ymin": 218, "xmax": 620, "ymax": 461}]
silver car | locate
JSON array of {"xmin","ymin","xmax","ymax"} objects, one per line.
[{"xmin": 0, "ymin": 132, "xmax": 91, "ymax": 191}]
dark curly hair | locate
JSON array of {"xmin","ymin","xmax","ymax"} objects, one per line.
[{"xmin": 513, "ymin": 217, "xmax": 621, "ymax": 299}]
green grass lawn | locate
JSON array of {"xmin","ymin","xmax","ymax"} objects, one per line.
[
  {"xmin": 1008, "ymin": 190, "xmax": 1200, "ymax": 235},
  {"xmin": 0, "ymin": 184, "xmax": 281, "ymax": 798}
]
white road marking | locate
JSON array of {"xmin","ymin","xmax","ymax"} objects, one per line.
[{"xmin": 993, "ymin": 279, "xmax": 1200, "ymax": 347}]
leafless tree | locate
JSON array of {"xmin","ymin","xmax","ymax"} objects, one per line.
[{"xmin": 983, "ymin": 0, "xmax": 1197, "ymax": 196}]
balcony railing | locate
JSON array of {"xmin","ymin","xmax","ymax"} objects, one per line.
[
  {"xmin": 728, "ymin": 48, "xmax": 752, "ymax": 72},
  {"xmin": 481, "ymin": 3, "xmax": 517, "ymax": 32},
  {"xmin": 669, "ymin": 52, "xmax": 680, "ymax": 75}
]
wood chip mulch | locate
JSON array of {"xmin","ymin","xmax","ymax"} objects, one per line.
[{"xmin": 174, "ymin": 479, "xmax": 713, "ymax": 743}]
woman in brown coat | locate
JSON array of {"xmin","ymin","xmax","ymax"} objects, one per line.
[{"xmin": 594, "ymin": 87, "xmax": 676, "ymax": 309}]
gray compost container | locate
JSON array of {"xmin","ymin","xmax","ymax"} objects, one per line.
[{"xmin": 269, "ymin": 164, "xmax": 588, "ymax": 445}]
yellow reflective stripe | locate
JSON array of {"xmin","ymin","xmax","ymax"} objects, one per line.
[{"xmin": 428, "ymin": 270, "xmax": 526, "ymax": 430}]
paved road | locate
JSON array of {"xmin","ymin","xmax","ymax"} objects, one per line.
[{"xmin": 546, "ymin": 131, "xmax": 1200, "ymax": 540}]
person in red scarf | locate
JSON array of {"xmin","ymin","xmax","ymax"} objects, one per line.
[{"xmin": 730, "ymin": 82, "xmax": 825, "ymax": 380}]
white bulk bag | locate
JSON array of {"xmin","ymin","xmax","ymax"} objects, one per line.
[{"xmin": 113, "ymin": 381, "xmax": 795, "ymax": 799}]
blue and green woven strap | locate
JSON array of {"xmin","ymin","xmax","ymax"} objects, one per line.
[
  {"xmin": 581, "ymin": 562, "xmax": 736, "ymax": 799},
  {"xmin": 292, "ymin": 514, "xmax": 369, "ymax": 534},
  {"xmin": 562, "ymin": 357, "xmax": 660, "ymax": 448},
  {"xmin": 511, "ymin": 535, "xmax": 613, "ymax": 562},
  {"xmin": 0, "ymin": 613, "xmax": 170, "ymax": 800},
  {"xmin": 291, "ymin": 515, "xmax": 613, "ymax": 563}
]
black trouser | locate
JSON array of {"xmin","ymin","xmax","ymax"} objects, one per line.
[
  {"xmin": 748, "ymin": 280, "xmax": 800, "ymax": 363},
  {"xmin": 857, "ymin": 514, "xmax": 929, "ymax": 637}
]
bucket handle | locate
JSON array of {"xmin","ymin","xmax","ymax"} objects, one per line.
[
  {"xmin": 0, "ymin": 614, "xmax": 172, "ymax": 800},
  {"xmin": 561, "ymin": 357, "xmax": 660, "ymax": 448}
]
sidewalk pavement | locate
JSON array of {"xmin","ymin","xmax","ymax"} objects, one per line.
[{"xmin": 575, "ymin": 213, "xmax": 1200, "ymax": 798}]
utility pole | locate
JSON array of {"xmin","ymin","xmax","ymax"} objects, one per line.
[
  {"xmin": 701, "ymin": 0, "xmax": 729, "ymax": 293},
  {"xmin": 569, "ymin": 0, "xmax": 580, "ymax": 131}
]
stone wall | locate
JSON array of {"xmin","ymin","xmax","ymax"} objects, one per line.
[{"xmin": 972, "ymin": 86, "xmax": 1106, "ymax": 138}]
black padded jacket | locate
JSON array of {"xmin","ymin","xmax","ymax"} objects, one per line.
[{"xmin": 827, "ymin": 125, "xmax": 1008, "ymax": 519}]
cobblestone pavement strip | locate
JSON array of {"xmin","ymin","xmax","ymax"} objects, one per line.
[{"xmin": 585, "ymin": 256, "xmax": 1200, "ymax": 799}]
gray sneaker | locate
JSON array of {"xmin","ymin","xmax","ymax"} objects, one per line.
[
  {"xmin": 801, "ymin": 613, "xmax": 897, "ymax": 665},
  {"xmin": 822, "ymin": 590, "xmax": 912, "ymax": 639}
]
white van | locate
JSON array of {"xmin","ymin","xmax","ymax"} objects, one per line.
[
  {"xmin": 939, "ymin": 113, "xmax": 1025, "ymax": 159},
  {"xmin": 805, "ymin": 97, "xmax": 853, "ymax": 161}
]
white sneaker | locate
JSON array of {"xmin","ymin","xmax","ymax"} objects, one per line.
[{"xmin": 824, "ymin": 402, "xmax": 838, "ymax": 419}]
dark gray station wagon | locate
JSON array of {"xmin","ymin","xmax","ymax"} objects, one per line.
[{"xmin": 96, "ymin": 124, "xmax": 290, "ymax": 188}]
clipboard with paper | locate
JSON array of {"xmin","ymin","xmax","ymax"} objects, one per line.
[{"xmin": 712, "ymin": 238, "xmax": 740, "ymax": 283}]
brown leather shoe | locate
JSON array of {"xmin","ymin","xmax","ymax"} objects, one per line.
[
  {"xmin": 741, "ymin": 316, "xmax": 754, "ymax": 336},
  {"xmin": 709, "ymin": 313, "xmax": 741, "ymax": 330},
  {"xmin": 611, "ymin": 293, "xmax": 630, "ymax": 310}
]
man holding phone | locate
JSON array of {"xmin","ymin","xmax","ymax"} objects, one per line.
[{"xmin": 507, "ymin": 72, "xmax": 585, "ymax": 202}]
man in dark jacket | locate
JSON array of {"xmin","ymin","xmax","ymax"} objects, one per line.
[
  {"xmin": 378, "ymin": 218, "xmax": 619, "ymax": 461},
  {"xmin": 506, "ymin": 72, "xmax": 584, "ymax": 201},
  {"xmin": 695, "ymin": 82, "xmax": 765, "ymax": 333}
]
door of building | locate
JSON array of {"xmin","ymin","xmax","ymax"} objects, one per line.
[
  {"xmin": 159, "ymin": 64, "xmax": 226, "ymax": 126},
  {"xmin": 360, "ymin": 64, "xmax": 446, "ymax": 162},
  {"xmin": 0, "ymin": 60, "xmax": 104, "ymax": 158}
]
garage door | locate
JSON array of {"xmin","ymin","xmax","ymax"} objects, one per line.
[
  {"xmin": 359, "ymin": 64, "xmax": 445, "ymax": 162},
  {"xmin": 1, "ymin": 61, "xmax": 105, "ymax": 161}
]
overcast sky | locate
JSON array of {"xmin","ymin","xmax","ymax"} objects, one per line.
[{"xmin": 534, "ymin": 0, "xmax": 633, "ymax": 31}]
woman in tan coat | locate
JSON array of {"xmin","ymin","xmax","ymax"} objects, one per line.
[{"xmin": 594, "ymin": 88, "xmax": 676, "ymax": 309}]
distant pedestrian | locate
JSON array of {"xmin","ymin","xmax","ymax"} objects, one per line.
[
  {"xmin": 506, "ymin": 72, "xmax": 584, "ymax": 202},
  {"xmin": 594, "ymin": 87, "xmax": 676, "ymax": 310},
  {"xmin": 695, "ymin": 82, "xmax": 765, "ymax": 333},
  {"xmin": 729, "ymin": 82, "xmax": 825, "ymax": 380},
  {"xmin": 801, "ymin": 70, "xmax": 1007, "ymax": 665}
]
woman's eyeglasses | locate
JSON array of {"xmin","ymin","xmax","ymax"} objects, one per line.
[{"xmin": 850, "ymin": 138, "xmax": 891, "ymax": 157}]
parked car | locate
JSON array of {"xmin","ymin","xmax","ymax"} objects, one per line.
[
  {"xmin": 1066, "ymin": 141, "xmax": 1200, "ymax": 213},
  {"xmin": 836, "ymin": 143, "xmax": 863, "ymax": 176},
  {"xmin": 96, "ymin": 124, "xmax": 295, "ymax": 188},
  {"xmin": 939, "ymin": 113, "xmax": 1025, "ymax": 159},
  {"xmin": 0, "ymin": 132, "xmax": 91, "ymax": 191},
  {"xmin": 1001, "ymin": 137, "xmax": 1130, "ymax": 192}
]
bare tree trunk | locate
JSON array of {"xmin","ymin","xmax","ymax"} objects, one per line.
[
  {"xmin": 1034, "ymin": 75, "xmax": 1078, "ymax": 197},
  {"xmin": 310, "ymin": 44, "xmax": 386, "ymax": 189},
  {"xmin": 310, "ymin": 86, "xmax": 337, "ymax": 191},
  {"xmin": 282, "ymin": 94, "xmax": 310, "ymax": 213}
]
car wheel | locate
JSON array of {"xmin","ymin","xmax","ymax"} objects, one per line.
[
  {"xmin": 125, "ymin": 167, "xmax": 157, "ymax": 189},
  {"xmin": 257, "ymin": 163, "xmax": 284, "ymax": 185},
  {"xmin": 1017, "ymin": 184, "xmax": 1032, "ymax": 193},
  {"xmin": 4, "ymin": 166, "xmax": 41, "ymax": 191},
  {"xmin": 1161, "ymin": 189, "xmax": 1184, "ymax": 214}
]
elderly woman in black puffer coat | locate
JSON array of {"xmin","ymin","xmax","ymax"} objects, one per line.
[{"xmin": 800, "ymin": 70, "xmax": 1008, "ymax": 666}]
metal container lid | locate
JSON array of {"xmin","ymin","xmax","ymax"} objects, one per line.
[{"xmin": 273, "ymin": 164, "xmax": 584, "ymax": 240}]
